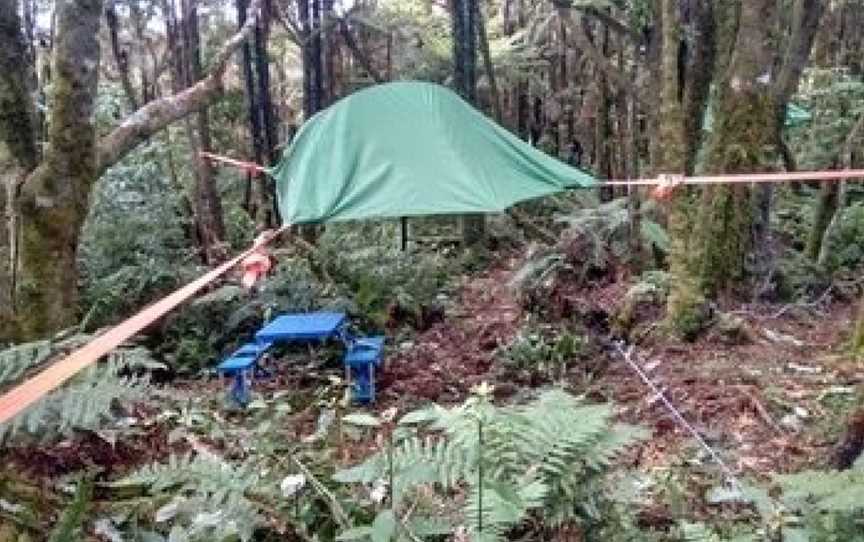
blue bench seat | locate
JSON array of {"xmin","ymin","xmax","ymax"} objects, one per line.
[
  {"xmin": 344, "ymin": 336, "xmax": 385, "ymax": 403},
  {"xmin": 216, "ymin": 342, "xmax": 274, "ymax": 405},
  {"xmin": 344, "ymin": 336, "xmax": 385, "ymax": 367}
]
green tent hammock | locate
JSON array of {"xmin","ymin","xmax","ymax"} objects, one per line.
[{"xmin": 266, "ymin": 81, "xmax": 598, "ymax": 225}]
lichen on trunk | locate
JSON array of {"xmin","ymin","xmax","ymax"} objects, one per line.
[
  {"xmin": 658, "ymin": 0, "xmax": 709, "ymax": 338},
  {"xmin": 13, "ymin": 0, "xmax": 103, "ymax": 339},
  {"xmin": 690, "ymin": 0, "xmax": 779, "ymax": 297},
  {"xmin": 695, "ymin": 89, "xmax": 778, "ymax": 295}
]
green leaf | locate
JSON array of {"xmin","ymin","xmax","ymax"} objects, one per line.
[
  {"xmin": 336, "ymin": 525, "xmax": 374, "ymax": 541},
  {"xmin": 371, "ymin": 509, "xmax": 396, "ymax": 542},
  {"xmin": 406, "ymin": 517, "xmax": 453, "ymax": 536},
  {"xmin": 398, "ymin": 406, "xmax": 442, "ymax": 426},
  {"xmin": 343, "ymin": 413, "xmax": 382, "ymax": 427}
]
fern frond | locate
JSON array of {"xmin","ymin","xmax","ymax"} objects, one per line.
[
  {"xmin": 0, "ymin": 340, "xmax": 53, "ymax": 386},
  {"xmin": 776, "ymin": 469, "xmax": 864, "ymax": 512},
  {"xmin": 47, "ymin": 479, "xmax": 92, "ymax": 542},
  {"xmin": 0, "ymin": 360, "xmax": 150, "ymax": 444}
]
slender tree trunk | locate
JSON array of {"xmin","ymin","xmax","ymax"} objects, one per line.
[
  {"xmin": 310, "ymin": 0, "xmax": 323, "ymax": 112},
  {"xmin": 450, "ymin": 0, "xmax": 485, "ymax": 245},
  {"xmin": 594, "ymin": 24, "xmax": 613, "ymax": 201},
  {"xmin": 854, "ymin": 294, "xmax": 864, "ymax": 355},
  {"xmin": 182, "ymin": 0, "xmax": 226, "ymax": 264},
  {"xmin": 474, "ymin": 1, "xmax": 500, "ymax": 121},
  {"xmin": 254, "ymin": 0, "xmax": 279, "ymax": 225},
  {"xmin": 238, "ymin": 0, "xmax": 264, "ymax": 219},
  {"xmin": 298, "ymin": 0, "xmax": 313, "ymax": 118},
  {"xmin": 806, "ymin": 181, "xmax": 840, "ymax": 261},
  {"xmin": 808, "ymin": 112, "xmax": 864, "ymax": 262},
  {"xmin": 105, "ymin": 2, "xmax": 139, "ymax": 110}
]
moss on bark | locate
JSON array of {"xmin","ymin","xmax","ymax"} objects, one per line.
[
  {"xmin": 854, "ymin": 295, "xmax": 864, "ymax": 356},
  {"xmin": 690, "ymin": 0, "xmax": 779, "ymax": 297},
  {"xmin": 658, "ymin": 0, "xmax": 710, "ymax": 338},
  {"xmin": 695, "ymin": 90, "xmax": 777, "ymax": 295},
  {"xmin": 12, "ymin": 0, "xmax": 103, "ymax": 339}
]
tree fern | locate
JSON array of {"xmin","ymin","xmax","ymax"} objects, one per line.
[{"xmin": 334, "ymin": 387, "xmax": 646, "ymax": 541}]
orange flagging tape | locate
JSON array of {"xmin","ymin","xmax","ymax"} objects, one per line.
[
  {"xmin": 200, "ymin": 152, "xmax": 267, "ymax": 176},
  {"xmin": 0, "ymin": 226, "xmax": 287, "ymax": 426},
  {"xmin": 199, "ymin": 150, "xmax": 864, "ymax": 190},
  {"xmin": 603, "ymin": 169, "xmax": 864, "ymax": 186}
]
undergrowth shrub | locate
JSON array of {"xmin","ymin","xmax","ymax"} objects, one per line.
[
  {"xmin": 108, "ymin": 454, "xmax": 264, "ymax": 542},
  {"xmin": 0, "ymin": 336, "xmax": 159, "ymax": 444},
  {"xmin": 821, "ymin": 201, "xmax": 864, "ymax": 271},
  {"xmin": 334, "ymin": 386, "xmax": 647, "ymax": 541},
  {"xmin": 158, "ymin": 258, "xmax": 324, "ymax": 372},
  {"xmin": 79, "ymin": 139, "xmax": 199, "ymax": 330},
  {"xmin": 511, "ymin": 198, "xmax": 669, "ymax": 316},
  {"xmin": 496, "ymin": 325, "xmax": 584, "ymax": 381},
  {"xmin": 317, "ymin": 222, "xmax": 455, "ymax": 328}
]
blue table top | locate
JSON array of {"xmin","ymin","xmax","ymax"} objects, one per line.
[{"xmin": 255, "ymin": 312, "xmax": 346, "ymax": 343}]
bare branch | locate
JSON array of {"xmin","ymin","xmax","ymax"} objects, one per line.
[
  {"xmin": 95, "ymin": 0, "xmax": 265, "ymax": 175},
  {"xmin": 559, "ymin": 9, "xmax": 646, "ymax": 107},
  {"xmin": 338, "ymin": 17, "xmax": 384, "ymax": 83}
]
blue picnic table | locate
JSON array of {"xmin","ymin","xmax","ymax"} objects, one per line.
[
  {"xmin": 217, "ymin": 311, "xmax": 384, "ymax": 405},
  {"xmin": 255, "ymin": 312, "xmax": 346, "ymax": 343}
]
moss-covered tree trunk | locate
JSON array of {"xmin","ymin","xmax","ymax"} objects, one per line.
[
  {"xmin": 0, "ymin": 149, "xmax": 16, "ymax": 341},
  {"xmin": 0, "ymin": 0, "xmax": 39, "ymax": 341},
  {"xmin": 0, "ymin": 0, "xmax": 264, "ymax": 342},
  {"xmin": 691, "ymin": 0, "xmax": 779, "ymax": 296},
  {"xmin": 14, "ymin": 0, "xmax": 104, "ymax": 338},
  {"xmin": 661, "ymin": 0, "xmax": 714, "ymax": 337}
]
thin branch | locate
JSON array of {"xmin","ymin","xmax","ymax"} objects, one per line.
[
  {"xmin": 558, "ymin": 9, "xmax": 647, "ymax": 107},
  {"xmin": 577, "ymin": 5, "xmax": 642, "ymax": 44},
  {"xmin": 93, "ymin": 0, "xmax": 265, "ymax": 176},
  {"xmin": 338, "ymin": 17, "xmax": 384, "ymax": 83}
]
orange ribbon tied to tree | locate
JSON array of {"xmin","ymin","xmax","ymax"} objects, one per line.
[
  {"xmin": 650, "ymin": 173, "xmax": 686, "ymax": 201},
  {"xmin": 240, "ymin": 230, "xmax": 276, "ymax": 289}
]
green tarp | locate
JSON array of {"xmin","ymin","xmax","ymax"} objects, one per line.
[
  {"xmin": 269, "ymin": 81, "xmax": 596, "ymax": 224},
  {"xmin": 702, "ymin": 102, "xmax": 811, "ymax": 132}
]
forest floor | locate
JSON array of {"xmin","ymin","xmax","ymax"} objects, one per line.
[
  {"xmin": 367, "ymin": 248, "xmax": 862, "ymax": 514},
  {"xmin": 2, "ymin": 247, "xmax": 861, "ymax": 536}
]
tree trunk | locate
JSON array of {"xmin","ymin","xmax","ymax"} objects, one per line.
[
  {"xmin": 183, "ymin": 0, "xmax": 226, "ymax": 265},
  {"xmin": 692, "ymin": 0, "xmax": 779, "ymax": 296},
  {"xmin": 474, "ymin": 1, "xmax": 501, "ymax": 121},
  {"xmin": 105, "ymin": 2, "xmax": 139, "ymax": 110},
  {"xmin": 806, "ymin": 182, "xmax": 839, "ymax": 261},
  {"xmin": 0, "ymin": 0, "xmax": 40, "ymax": 340},
  {"xmin": 15, "ymin": 0, "xmax": 104, "ymax": 338},
  {"xmin": 854, "ymin": 294, "xmax": 864, "ymax": 355},
  {"xmin": 0, "ymin": 0, "xmax": 264, "ymax": 342},
  {"xmin": 659, "ymin": 0, "xmax": 708, "ymax": 338},
  {"xmin": 450, "ymin": 0, "xmax": 485, "ymax": 245},
  {"xmin": 238, "ymin": 0, "xmax": 265, "ymax": 220}
]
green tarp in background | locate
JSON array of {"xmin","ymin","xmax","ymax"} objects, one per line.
[
  {"xmin": 702, "ymin": 101, "xmax": 811, "ymax": 132},
  {"xmin": 269, "ymin": 81, "xmax": 597, "ymax": 224}
]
